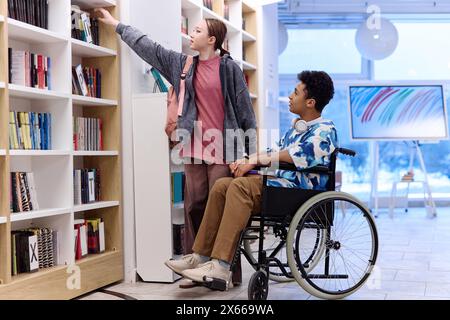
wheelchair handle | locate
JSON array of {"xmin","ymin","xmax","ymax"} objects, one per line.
[{"xmin": 337, "ymin": 148, "xmax": 356, "ymax": 157}]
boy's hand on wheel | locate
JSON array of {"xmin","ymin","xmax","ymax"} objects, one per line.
[{"xmin": 94, "ymin": 8, "xmax": 119, "ymax": 28}]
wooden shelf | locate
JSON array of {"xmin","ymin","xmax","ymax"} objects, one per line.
[
  {"xmin": 71, "ymin": 38, "xmax": 117, "ymax": 58},
  {"xmin": 10, "ymin": 265, "xmax": 67, "ymax": 284},
  {"xmin": 72, "ymin": 95, "xmax": 117, "ymax": 107},
  {"xmin": 72, "ymin": 0, "xmax": 117, "ymax": 9},
  {"xmin": 73, "ymin": 151, "xmax": 119, "ymax": 156},
  {"xmin": 242, "ymin": 30, "xmax": 256, "ymax": 42},
  {"xmin": 10, "ymin": 208, "xmax": 71, "ymax": 223},
  {"xmin": 74, "ymin": 201, "xmax": 120, "ymax": 213},
  {"xmin": 8, "ymin": 18, "xmax": 68, "ymax": 44},
  {"xmin": 10, "ymin": 150, "xmax": 71, "ymax": 156},
  {"xmin": 0, "ymin": 251, "xmax": 122, "ymax": 299},
  {"xmin": 9, "ymin": 85, "xmax": 69, "ymax": 100}
]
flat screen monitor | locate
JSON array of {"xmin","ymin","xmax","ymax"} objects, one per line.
[{"xmin": 348, "ymin": 84, "xmax": 448, "ymax": 140}]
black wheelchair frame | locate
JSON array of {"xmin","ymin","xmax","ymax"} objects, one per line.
[
  {"xmin": 203, "ymin": 148, "xmax": 357, "ymax": 292},
  {"xmin": 235, "ymin": 148, "xmax": 356, "ymax": 283}
]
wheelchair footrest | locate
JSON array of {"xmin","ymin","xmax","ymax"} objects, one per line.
[
  {"xmin": 202, "ymin": 276, "xmax": 229, "ymax": 291},
  {"xmin": 304, "ymin": 274, "xmax": 349, "ymax": 279}
]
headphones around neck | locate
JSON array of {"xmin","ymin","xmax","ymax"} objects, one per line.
[{"xmin": 292, "ymin": 118, "xmax": 309, "ymax": 134}]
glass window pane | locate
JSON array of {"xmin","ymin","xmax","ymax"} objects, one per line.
[
  {"xmin": 375, "ymin": 23, "xmax": 450, "ymax": 80},
  {"xmin": 279, "ymin": 28, "xmax": 362, "ymax": 75}
]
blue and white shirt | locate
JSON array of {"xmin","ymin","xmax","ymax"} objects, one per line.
[{"xmin": 267, "ymin": 118, "xmax": 339, "ymax": 190}]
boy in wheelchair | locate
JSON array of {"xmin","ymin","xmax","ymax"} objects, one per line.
[{"xmin": 165, "ymin": 70, "xmax": 338, "ymax": 289}]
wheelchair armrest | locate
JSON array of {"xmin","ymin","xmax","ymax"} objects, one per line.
[{"xmin": 255, "ymin": 162, "xmax": 331, "ymax": 174}]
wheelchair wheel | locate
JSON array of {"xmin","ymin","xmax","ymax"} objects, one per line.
[
  {"xmin": 248, "ymin": 271, "xmax": 269, "ymax": 300},
  {"xmin": 243, "ymin": 223, "xmax": 327, "ymax": 283},
  {"xmin": 286, "ymin": 191, "xmax": 378, "ymax": 300}
]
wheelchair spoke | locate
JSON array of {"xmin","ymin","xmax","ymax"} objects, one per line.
[{"xmin": 288, "ymin": 195, "xmax": 378, "ymax": 297}]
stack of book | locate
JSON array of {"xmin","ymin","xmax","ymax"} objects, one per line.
[
  {"xmin": 203, "ymin": 0, "xmax": 213, "ymax": 10},
  {"xmin": 73, "ymin": 168, "xmax": 101, "ymax": 205},
  {"xmin": 172, "ymin": 224, "xmax": 184, "ymax": 256},
  {"xmin": 72, "ymin": 64, "xmax": 102, "ymax": 98},
  {"xmin": 10, "ymin": 172, "xmax": 39, "ymax": 213},
  {"xmin": 181, "ymin": 16, "xmax": 188, "ymax": 35},
  {"xmin": 9, "ymin": 111, "xmax": 52, "ymax": 150},
  {"xmin": 71, "ymin": 5, "xmax": 100, "ymax": 46},
  {"xmin": 8, "ymin": 0, "xmax": 48, "ymax": 29},
  {"xmin": 8, "ymin": 48, "xmax": 51, "ymax": 90},
  {"xmin": 74, "ymin": 218, "xmax": 105, "ymax": 260},
  {"xmin": 224, "ymin": 2, "xmax": 230, "ymax": 20},
  {"xmin": 73, "ymin": 116, "xmax": 103, "ymax": 151},
  {"xmin": 11, "ymin": 228, "xmax": 60, "ymax": 276}
]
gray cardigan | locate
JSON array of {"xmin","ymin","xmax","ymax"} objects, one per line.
[{"xmin": 116, "ymin": 23, "xmax": 257, "ymax": 163}]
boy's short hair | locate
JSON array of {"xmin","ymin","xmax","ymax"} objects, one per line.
[{"xmin": 297, "ymin": 71, "xmax": 335, "ymax": 113}]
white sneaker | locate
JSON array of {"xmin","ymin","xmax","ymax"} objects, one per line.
[
  {"xmin": 164, "ymin": 254, "xmax": 203, "ymax": 275},
  {"xmin": 181, "ymin": 259, "xmax": 232, "ymax": 286}
]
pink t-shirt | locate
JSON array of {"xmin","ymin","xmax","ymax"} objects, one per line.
[{"xmin": 182, "ymin": 55, "xmax": 225, "ymax": 164}]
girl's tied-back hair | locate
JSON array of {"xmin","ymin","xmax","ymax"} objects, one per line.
[{"xmin": 205, "ymin": 18, "xmax": 229, "ymax": 56}]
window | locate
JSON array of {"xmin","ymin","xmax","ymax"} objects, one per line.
[
  {"xmin": 279, "ymin": 28, "xmax": 363, "ymax": 75},
  {"xmin": 279, "ymin": 22, "xmax": 450, "ymax": 201},
  {"xmin": 375, "ymin": 23, "xmax": 450, "ymax": 80}
]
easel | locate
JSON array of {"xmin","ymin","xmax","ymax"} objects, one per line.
[{"xmin": 370, "ymin": 141, "xmax": 437, "ymax": 219}]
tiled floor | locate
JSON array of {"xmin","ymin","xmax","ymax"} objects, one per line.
[{"xmin": 81, "ymin": 207, "xmax": 450, "ymax": 300}]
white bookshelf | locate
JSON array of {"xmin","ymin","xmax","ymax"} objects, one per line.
[
  {"xmin": 72, "ymin": 0, "xmax": 117, "ymax": 9},
  {"xmin": 0, "ymin": 0, "xmax": 123, "ymax": 299},
  {"xmin": 72, "ymin": 94, "xmax": 117, "ymax": 107},
  {"xmin": 242, "ymin": 60, "xmax": 257, "ymax": 71},
  {"xmin": 10, "ymin": 208, "xmax": 71, "ymax": 223},
  {"xmin": 71, "ymin": 38, "xmax": 117, "ymax": 58},
  {"xmin": 73, "ymin": 151, "xmax": 119, "ymax": 156},
  {"xmin": 8, "ymin": 18, "xmax": 68, "ymax": 44},
  {"xmin": 0, "ymin": 14, "xmax": 4, "ymax": 22},
  {"xmin": 8, "ymin": 85, "xmax": 70, "ymax": 100},
  {"xmin": 74, "ymin": 201, "xmax": 120, "ymax": 212},
  {"xmin": 10, "ymin": 150, "xmax": 71, "ymax": 156},
  {"xmin": 242, "ymin": 30, "xmax": 256, "ymax": 42}
]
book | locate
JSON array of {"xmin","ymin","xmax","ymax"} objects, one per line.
[
  {"xmin": 9, "ymin": 48, "xmax": 51, "ymax": 89},
  {"xmin": 10, "ymin": 171, "xmax": 39, "ymax": 213},
  {"xmin": 8, "ymin": 0, "xmax": 48, "ymax": 29},
  {"xmin": 181, "ymin": 16, "xmax": 188, "ymax": 35},
  {"xmin": 71, "ymin": 5, "xmax": 100, "ymax": 45},
  {"xmin": 73, "ymin": 168, "xmax": 101, "ymax": 205},
  {"xmin": 9, "ymin": 111, "xmax": 51, "ymax": 150}
]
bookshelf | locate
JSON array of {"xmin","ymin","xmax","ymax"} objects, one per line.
[{"xmin": 0, "ymin": 0, "xmax": 123, "ymax": 299}]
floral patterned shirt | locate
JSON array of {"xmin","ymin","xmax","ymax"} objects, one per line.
[{"xmin": 267, "ymin": 119, "xmax": 339, "ymax": 190}]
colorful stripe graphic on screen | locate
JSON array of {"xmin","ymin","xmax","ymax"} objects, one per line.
[{"xmin": 351, "ymin": 86, "xmax": 444, "ymax": 126}]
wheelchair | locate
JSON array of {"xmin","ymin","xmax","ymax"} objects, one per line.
[{"xmin": 203, "ymin": 148, "xmax": 379, "ymax": 300}]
